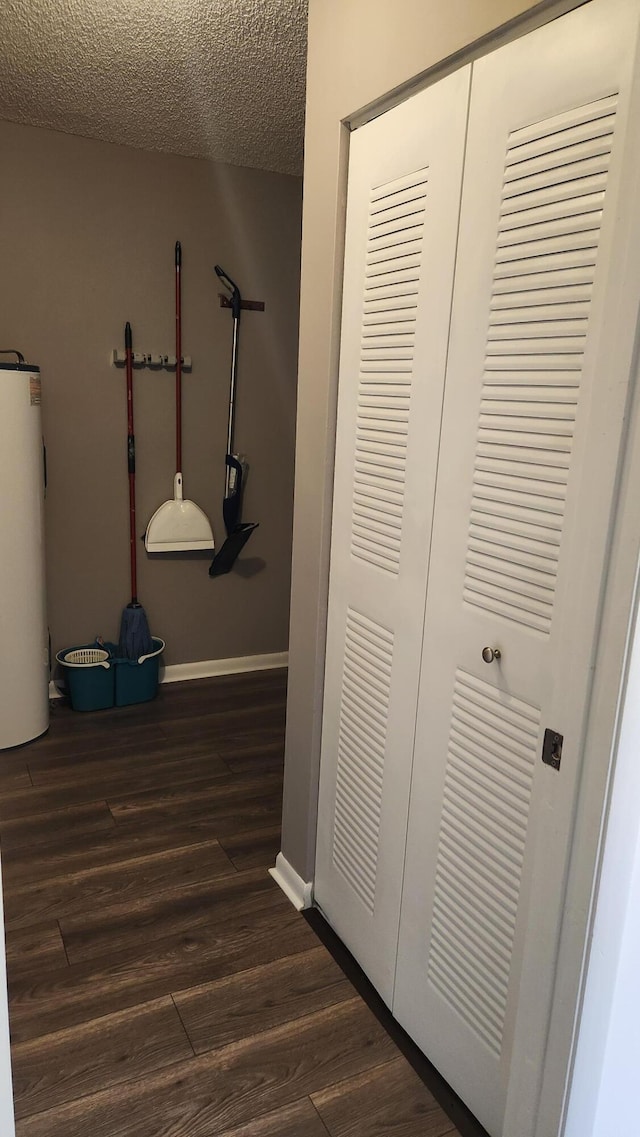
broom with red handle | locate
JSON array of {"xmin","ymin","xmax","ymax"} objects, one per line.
[{"xmin": 118, "ymin": 322, "xmax": 153, "ymax": 659}]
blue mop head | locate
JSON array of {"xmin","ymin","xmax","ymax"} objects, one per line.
[{"xmin": 118, "ymin": 603, "xmax": 154, "ymax": 661}]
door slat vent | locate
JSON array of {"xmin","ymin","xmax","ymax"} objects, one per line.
[
  {"xmin": 427, "ymin": 670, "xmax": 539, "ymax": 1055},
  {"xmin": 463, "ymin": 96, "xmax": 617, "ymax": 632},
  {"xmin": 351, "ymin": 168, "xmax": 428, "ymax": 575},
  {"xmin": 332, "ymin": 609, "xmax": 393, "ymax": 912}
]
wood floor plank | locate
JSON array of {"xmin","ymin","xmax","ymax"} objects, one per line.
[
  {"xmin": 23, "ymin": 731, "xmax": 173, "ymax": 772},
  {"xmin": 58, "ymin": 868, "xmax": 276, "ymax": 964},
  {"xmin": 174, "ymin": 945, "xmax": 351, "ymax": 1053},
  {"xmin": 208, "ymin": 720, "xmax": 287, "ymax": 753},
  {"xmin": 3, "ymin": 839, "xmax": 236, "ymax": 931},
  {"xmin": 219, "ymin": 740, "xmax": 285, "ymax": 775},
  {"xmin": 20, "ymin": 718, "xmax": 167, "ymax": 760},
  {"xmin": 108, "ymin": 771, "xmax": 283, "ymax": 814},
  {"xmin": 0, "ymin": 756, "xmax": 231, "ymax": 822},
  {"xmin": 0, "ymin": 800, "xmax": 114, "ymax": 852},
  {"xmin": 9, "ymin": 889, "xmax": 318, "ymax": 1042},
  {"xmin": 159, "ymin": 705, "xmax": 286, "ymax": 745},
  {"xmin": 12, "ymin": 996, "xmax": 193, "ymax": 1120},
  {"xmin": 107, "ymin": 775, "xmax": 283, "ymax": 837},
  {"xmin": 27, "ymin": 745, "xmax": 228, "ymax": 790},
  {"xmin": 25, "ymin": 723, "xmax": 229, "ymax": 777},
  {"xmin": 1, "ymin": 790, "xmax": 280, "ymax": 888},
  {"xmin": 214, "ymin": 1098, "xmax": 329, "ymax": 1137},
  {"xmin": 312, "ymin": 1056, "xmax": 457, "ymax": 1137},
  {"xmin": 0, "ymin": 764, "xmax": 32, "ymax": 792},
  {"xmin": 25, "ymin": 738, "xmax": 156, "ymax": 778},
  {"xmin": 0, "ymin": 781, "xmax": 104, "ymax": 823},
  {"xmin": 14, "ymin": 998, "xmax": 397, "ymax": 1137},
  {"xmin": 141, "ymin": 672, "xmax": 288, "ymax": 725},
  {"xmin": 1, "ymin": 815, "xmax": 249, "ymax": 889},
  {"xmin": 111, "ymin": 802, "xmax": 284, "ymax": 845},
  {"xmin": 5, "ymin": 922, "xmax": 68, "ymax": 979},
  {"xmin": 218, "ymin": 824, "xmax": 282, "ymax": 871}
]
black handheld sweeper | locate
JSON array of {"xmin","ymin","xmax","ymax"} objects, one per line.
[{"xmin": 209, "ymin": 265, "xmax": 259, "ymax": 577}]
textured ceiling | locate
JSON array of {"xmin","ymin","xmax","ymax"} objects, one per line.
[{"xmin": 0, "ymin": 0, "xmax": 308, "ymax": 175}]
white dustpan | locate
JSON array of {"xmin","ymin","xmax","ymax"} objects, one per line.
[
  {"xmin": 146, "ymin": 242, "xmax": 215, "ymax": 555},
  {"xmin": 145, "ymin": 473, "xmax": 215, "ymax": 553}
]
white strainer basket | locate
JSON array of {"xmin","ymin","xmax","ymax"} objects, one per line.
[{"xmin": 58, "ymin": 648, "xmax": 110, "ymax": 668}]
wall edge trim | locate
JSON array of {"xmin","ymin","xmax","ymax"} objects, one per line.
[{"xmin": 269, "ymin": 852, "xmax": 314, "ymax": 910}]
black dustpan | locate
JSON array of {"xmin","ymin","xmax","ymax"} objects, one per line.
[
  {"xmin": 209, "ymin": 268, "xmax": 258, "ymax": 577},
  {"xmin": 209, "ymin": 523, "xmax": 259, "ymax": 576}
]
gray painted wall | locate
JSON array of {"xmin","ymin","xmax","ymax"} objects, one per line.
[{"xmin": 0, "ymin": 121, "xmax": 302, "ymax": 666}]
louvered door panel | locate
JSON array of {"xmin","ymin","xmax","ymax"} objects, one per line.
[
  {"xmin": 331, "ymin": 609, "xmax": 393, "ymax": 911},
  {"xmin": 427, "ymin": 670, "xmax": 539, "ymax": 1054},
  {"xmin": 395, "ymin": 4, "xmax": 640, "ymax": 1136},
  {"xmin": 352, "ymin": 171, "xmax": 427, "ymax": 574},
  {"xmin": 315, "ymin": 68, "xmax": 471, "ymax": 1004},
  {"xmin": 464, "ymin": 100, "xmax": 616, "ymax": 632}
]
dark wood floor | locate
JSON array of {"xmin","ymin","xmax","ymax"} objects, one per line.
[{"xmin": 0, "ymin": 669, "xmax": 463, "ymax": 1136}]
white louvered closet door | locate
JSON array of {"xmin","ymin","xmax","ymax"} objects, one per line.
[
  {"xmin": 394, "ymin": 3, "xmax": 640, "ymax": 1136},
  {"xmin": 314, "ymin": 69, "xmax": 470, "ymax": 1003}
]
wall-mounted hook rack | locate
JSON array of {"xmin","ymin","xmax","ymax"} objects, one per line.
[
  {"xmin": 111, "ymin": 351, "xmax": 192, "ymax": 370},
  {"xmin": 219, "ymin": 294, "xmax": 265, "ymax": 312}
]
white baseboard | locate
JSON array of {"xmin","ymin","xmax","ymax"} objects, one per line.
[
  {"xmin": 161, "ymin": 651, "xmax": 288, "ymax": 685},
  {"xmin": 269, "ymin": 851, "xmax": 314, "ymax": 911},
  {"xmin": 50, "ymin": 650, "xmax": 288, "ymax": 700}
]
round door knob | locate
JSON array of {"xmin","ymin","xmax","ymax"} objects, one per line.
[{"xmin": 482, "ymin": 646, "xmax": 501, "ymax": 663}]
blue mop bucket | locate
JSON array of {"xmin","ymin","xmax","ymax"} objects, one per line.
[
  {"xmin": 115, "ymin": 638, "xmax": 165, "ymax": 707},
  {"xmin": 56, "ymin": 645, "xmax": 115, "ymax": 711}
]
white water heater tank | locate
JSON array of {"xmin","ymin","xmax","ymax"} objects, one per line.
[{"xmin": 0, "ymin": 357, "xmax": 49, "ymax": 748}]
